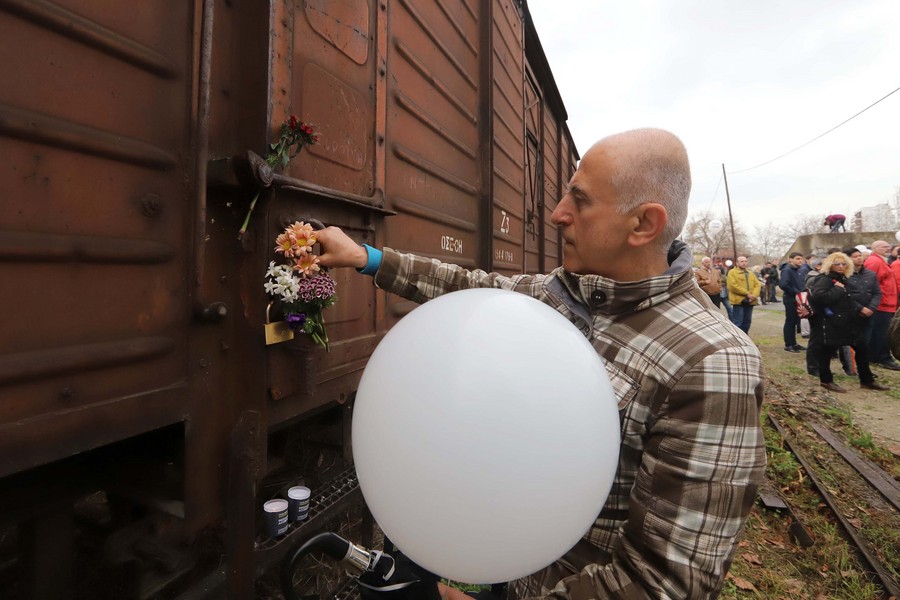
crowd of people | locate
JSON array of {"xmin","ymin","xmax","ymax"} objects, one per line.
[{"xmin": 695, "ymin": 241, "xmax": 900, "ymax": 393}]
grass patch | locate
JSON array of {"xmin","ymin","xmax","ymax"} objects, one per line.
[{"xmin": 850, "ymin": 431, "xmax": 876, "ymax": 450}]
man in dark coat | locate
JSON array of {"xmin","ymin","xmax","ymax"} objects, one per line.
[
  {"xmin": 761, "ymin": 261, "xmax": 779, "ymax": 303},
  {"xmin": 779, "ymin": 252, "xmax": 806, "ymax": 353},
  {"xmin": 844, "ymin": 247, "xmax": 889, "ymax": 390},
  {"xmin": 778, "ymin": 252, "xmax": 805, "ymax": 352}
]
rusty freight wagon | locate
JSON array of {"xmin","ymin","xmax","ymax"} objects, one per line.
[{"xmin": 0, "ymin": 0, "xmax": 578, "ymax": 597}]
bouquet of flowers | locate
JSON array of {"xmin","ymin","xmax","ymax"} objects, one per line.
[
  {"xmin": 264, "ymin": 221, "xmax": 337, "ymax": 350},
  {"xmin": 239, "ymin": 116, "xmax": 319, "ymax": 239}
]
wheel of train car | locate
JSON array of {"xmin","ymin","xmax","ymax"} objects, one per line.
[{"xmin": 352, "ymin": 288, "xmax": 620, "ymax": 583}]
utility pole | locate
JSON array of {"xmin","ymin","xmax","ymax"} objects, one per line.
[{"xmin": 722, "ymin": 164, "xmax": 738, "ymax": 261}]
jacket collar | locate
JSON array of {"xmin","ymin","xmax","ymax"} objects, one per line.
[{"xmin": 549, "ymin": 240, "xmax": 696, "ymax": 317}]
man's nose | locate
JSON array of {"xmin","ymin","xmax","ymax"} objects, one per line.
[{"xmin": 550, "ymin": 197, "xmax": 570, "ymax": 225}]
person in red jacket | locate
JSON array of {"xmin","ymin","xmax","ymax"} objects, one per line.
[
  {"xmin": 891, "ymin": 255, "xmax": 900, "ymax": 302},
  {"xmin": 864, "ymin": 240, "xmax": 900, "ymax": 369},
  {"xmin": 824, "ymin": 214, "xmax": 846, "ymax": 233}
]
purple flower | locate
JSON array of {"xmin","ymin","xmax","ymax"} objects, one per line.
[
  {"xmin": 296, "ymin": 272, "xmax": 336, "ymax": 303},
  {"xmin": 285, "ymin": 312, "xmax": 307, "ymax": 331}
]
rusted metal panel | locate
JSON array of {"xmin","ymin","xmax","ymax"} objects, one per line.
[
  {"xmin": 542, "ymin": 109, "xmax": 561, "ymax": 270},
  {"xmin": 524, "ymin": 72, "xmax": 542, "ymax": 274},
  {"xmin": 263, "ymin": 192, "xmax": 379, "ymax": 427},
  {"xmin": 288, "ymin": 0, "xmax": 379, "ymax": 198},
  {"xmin": 255, "ymin": 0, "xmax": 387, "ymax": 428},
  {"xmin": 0, "ymin": 0, "xmax": 579, "ymax": 594},
  {"xmin": 0, "ymin": 1, "xmax": 194, "ymax": 475},
  {"xmin": 491, "ymin": 0, "xmax": 525, "ymax": 275},
  {"xmin": 383, "ymin": 0, "xmax": 482, "ymax": 323}
]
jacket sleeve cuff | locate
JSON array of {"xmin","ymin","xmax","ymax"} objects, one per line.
[{"xmin": 357, "ymin": 244, "xmax": 382, "ymax": 276}]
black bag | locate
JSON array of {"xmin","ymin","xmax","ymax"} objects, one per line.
[{"xmin": 740, "ymin": 298, "xmax": 752, "ymax": 306}]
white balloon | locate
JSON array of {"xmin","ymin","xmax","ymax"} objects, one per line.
[
  {"xmin": 352, "ymin": 288, "xmax": 620, "ymax": 583},
  {"xmin": 894, "ymin": 231, "xmax": 900, "ymax": 242},
  {"xmin": 708, "ymin": 219, "xmax": 723, "ymax": 234}
]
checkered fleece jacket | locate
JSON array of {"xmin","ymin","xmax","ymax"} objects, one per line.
[{"xmin": 373, "ymin": 245, "xmax": 766, "ymax": 600}]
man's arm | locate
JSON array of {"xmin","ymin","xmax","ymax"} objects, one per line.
[
  {"xmin": 749, "ymin": 275, "xmax": 762, "ymax": 297},
  {"xmin": 530, "ymin": 346, "xmax": 766, "ymax": 600},
  {"xmin": 867, "ymin": 275, "xmax": 882, "ymax": 313},
  {"xmin": 726, "ymin": 271, "xmax": 748, "ymax": 297},
  {"xmin": 316, "ymin": 226, "xmax": 547, "ymax": 304},
  {"xmin": 778, "ymin": 267, "xmax": 792, "ymax": 294},
  {"xmin": 374, "ymin": 248, "xmax": 542, "ymax": 304}
]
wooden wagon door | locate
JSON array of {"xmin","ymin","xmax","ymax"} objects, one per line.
[{"xmin": 0, "ymin": 2, "xmax": 196, "ymax": 478}]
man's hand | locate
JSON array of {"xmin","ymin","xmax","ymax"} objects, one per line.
[
  {"xmin": 315, "ymin": 226, "xmax": 368, "ymax": 270},
  {"xmin": 861, "ymin": 307, "xmax": 874, "ymax": 317}
]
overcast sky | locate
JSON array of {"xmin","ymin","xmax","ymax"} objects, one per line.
[{"xmin": 527, "ymin": 0, "xmax": 900, "ymax": 233}]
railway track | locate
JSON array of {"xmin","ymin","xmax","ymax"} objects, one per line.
[{"xmin": 761, "ymin": 381, "xmax": 900, "ymax": 599}]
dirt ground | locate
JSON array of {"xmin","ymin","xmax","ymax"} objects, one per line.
[{"xmin": 745, "ymin": 302, "xmax": 900, "ymax": 452}]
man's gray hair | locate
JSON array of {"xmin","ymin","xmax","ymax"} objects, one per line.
[{"xmin": 608, "ymin": 128, "xmax": 691, "ymax": 249}]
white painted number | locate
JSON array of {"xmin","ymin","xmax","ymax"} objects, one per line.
[
  {"xmin": 441, "ymin": 235, "xmax": 463, "ymax": 254},
  {"xmin": 500, "ymin": 210, "xmax": 510, "ymax": 234}
]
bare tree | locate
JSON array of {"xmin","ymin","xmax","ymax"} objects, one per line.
[
  {"xmin": 682, "ymin": 213, "xmax": 749, "ymax": 261},
  {"xmin": 750, "ymin": 223, "xmax": 793, "ymax": 263},
  {"xmin": 783, "ymin": 215, "xmax": 822, "ymax": 239}
]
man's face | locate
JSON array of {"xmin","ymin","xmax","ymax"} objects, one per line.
[
  {"xmin": 790, "ymin": 255, "xmax": 804, "ymax": 267},
  {"xmin": 551, "ymin": 143, "xmax": 633, "ymax": 276},
  {"xmin": 701, "ymin": 258, "xmax": 711, "ymax": 269},
  {"xmin": 872, "ymin": 241, "xmax": 890, "ymax": 257},
  {"xmin": 737, "ymin": 257, "xmax": 748, "ymax": 269},
  {"xmin": 850, "ymin": 251, "xmax": 864, "ymax": 268}
]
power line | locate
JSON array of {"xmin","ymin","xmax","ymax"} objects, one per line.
[
  {"xmin": 706, "ymin": 173, "xmax": 722, "ymax": 215},
  {"xmin": 704, "ymin": 173, "xmax": 722, "ymax": 214},
  {"xmin": 730, "ymin": 84, "xmax": 900, "ymax": 174}
]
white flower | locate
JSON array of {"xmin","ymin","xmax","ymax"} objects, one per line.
[{"xmin": 265, "ymin": 262, "xmax": 304, "ymax": 301}]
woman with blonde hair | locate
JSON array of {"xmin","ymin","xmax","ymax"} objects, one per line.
[{"xmin": 809, "ymin": 252, "xmax": 882, "ymax": 392}]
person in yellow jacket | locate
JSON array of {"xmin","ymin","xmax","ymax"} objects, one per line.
[{"xmin": 726, "ymin": 255, "xmax": 761, "ymax": 333}]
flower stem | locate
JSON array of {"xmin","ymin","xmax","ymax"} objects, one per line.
[{"xmin": 238, "ymin": 189, "xmax": 261, "ymax": 240}]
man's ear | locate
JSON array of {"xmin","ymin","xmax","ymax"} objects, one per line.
[{"xmin": 627, "ymin": 203, "xmax": 667, "ymax": 247}]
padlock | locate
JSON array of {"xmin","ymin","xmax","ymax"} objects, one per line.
[{"xmin": 264, "ymin": 302, "xmax": 295, "ymax": 345}]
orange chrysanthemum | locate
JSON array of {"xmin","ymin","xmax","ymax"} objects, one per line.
[{"xmin": 293, "ymin": 253, "xmax": 321, "ymax": 277}]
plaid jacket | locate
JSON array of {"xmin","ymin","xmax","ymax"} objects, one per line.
[{"xmin": 373, "ymin": 244, "xmax": 766, "ymax": 600}]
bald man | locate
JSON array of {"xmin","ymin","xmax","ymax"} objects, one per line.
[{"xmin": 316, "ymin": 129, "xmax": 765, "ymax": 599}]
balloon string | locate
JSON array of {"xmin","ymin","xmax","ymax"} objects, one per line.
[{"xmin": 442, "ymin": 580, "xmax": 451, "ymax": 600}]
